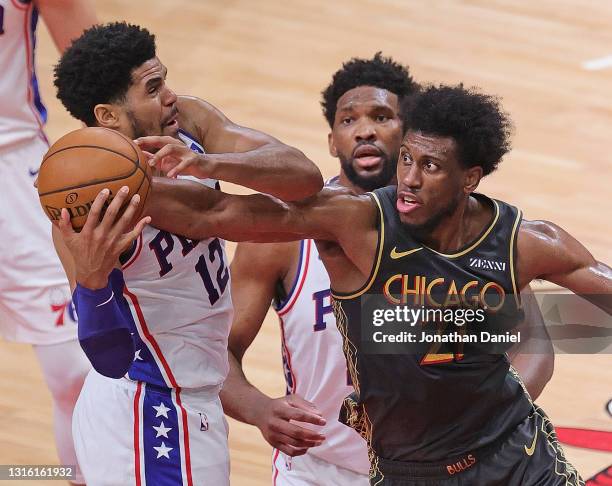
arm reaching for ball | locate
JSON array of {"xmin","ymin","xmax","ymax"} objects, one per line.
[{"xmin": 52, "ymin": 186, "xmax": 150, "ymax": 378}]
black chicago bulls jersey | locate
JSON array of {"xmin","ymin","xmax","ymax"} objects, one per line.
[{"xmin": 331, "ymin": 185, "xmax": 533, "ymax": 463}]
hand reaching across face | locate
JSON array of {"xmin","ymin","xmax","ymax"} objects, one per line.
[{"xmin": 135, "ymin": 135, "xmax": 214, "ymax": 179}]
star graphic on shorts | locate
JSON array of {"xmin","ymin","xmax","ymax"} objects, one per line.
[
  {"xmin": 153, "ymin": 402, "xmax": 171, "ymax": 419},
  {"xmin": 153, "ymin": 441, "xmax": 173, "ymax": 459},
  {"xmin": 153, "ymin": 421, "xmax": 172, "ymax": 438},
  {"xmin": 134, "ymin": 349, "xmax": 143, "ymax": 361}
]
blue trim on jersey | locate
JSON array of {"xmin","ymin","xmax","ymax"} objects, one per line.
[
  {"xmin": 274, "ymin": 240, "xmax": 306, "ymax": 311},
  {"xmin": 142, "ymin": 385, "xmax": 184, "ymax": 485},
  {"xmin": 119, "ymin": 238, "xmax": 138, "ymax": 265},
  {"xmin": 108, "ymin": 271, "xmax": 166, "ymax": 387},
  {"xmin": 178, "ymin": 128, "xmax": 204, "ymax": 154},
  {"xmin": 29, "ymin": 7, "xmax": 47, "ymax": 124}
]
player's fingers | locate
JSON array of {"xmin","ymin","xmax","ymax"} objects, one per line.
[
  {"xmin": 133, "ymin": 135, "xmax": 178, "ymax": 152},
  {"xmin": 119, "ymin": 215, "xmax": 150, "ymax": 253},
  {"xmin": 166, "ymin": 158, "xmax": 194, "ymax": 178},
  {"xmin": 58, "ymin": 208, "xmax": 76, "ymax": 237},
  {"xmin": 148, "ymin": 144, "xmax": 182, "ymax": 169},
  {"xmin": 82, "ymin": 188, "xmax": 110, "ymax": 234},
  {"xmin": 272, "ymin": 430, "xmax": 321, "ymax": 451},
  {"xmin": 272, "ymin": 419, "xmax": 325, "ymax": 443},
  {"xmin": 287, "ymin": 395, "xmax": 324, "ymax": 416},
  {"xmin": 109, "ymin": 193, "xmax": 141, "ymax": 239},
  {"xmin": 159, "ymin": 155, "xmax": 184, "ymax": 176},
  {"xmin": 98, "ymin": 186, "xmax": 129, "ymax": 233},
  {"xmin": 280, "ymin": 406, "xmax": 326, "ymax": 427},
  {"xmin": 275, "ymin": 443, "xmax": 309, "ymax": 457}
]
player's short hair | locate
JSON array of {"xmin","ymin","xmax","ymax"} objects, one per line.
[
  {"xmin": 401, "ymin": 84, "xmax": 513, "ymax": 176},
  {"xmin": 54, "ymin": 22, "xmax": 156, "ymax": 126},
  {"xmin": 321, "ymin": 52, "xmax": 418, "ymax": 128}
]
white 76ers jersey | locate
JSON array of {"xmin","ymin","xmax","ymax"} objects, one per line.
[
  {"xmin": 275, "ymin": 239, "xmax": 369, "ymax": 475},
  {"xmin": 117, "ymin": 131, "xmax": 232, "ymax": 389},
  {"xmin": 0, "ymin": 0, "xmax": 48, "ymax": 148}
]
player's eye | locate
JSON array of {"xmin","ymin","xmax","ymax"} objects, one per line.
[
  {"xmin": 424, "ymin": 160, "xmax": 439, "ymax": 171},
  {"xmin": 375, "ymin": 115, "xmax": 388, "ymax": 122},
  {"xmin": 341, "ymin": 117, "xmax": 352, "ymax": 125}
]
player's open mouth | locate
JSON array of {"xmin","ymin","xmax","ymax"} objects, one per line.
[
  {"xmin": 165, "ymin": 117, "xmax": 178, "ymax": 128},
  {"xmin": 353, "ymin": 144, "xmax": 383, "ymax": 170},
  {"xmin": 396, "ymin": 193, "xmax": 422, "ymax": 214}
]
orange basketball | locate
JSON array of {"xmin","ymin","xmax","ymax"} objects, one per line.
[{"xmin": 37, "ymin": 127, "xmax": 152, "ymax": 232}]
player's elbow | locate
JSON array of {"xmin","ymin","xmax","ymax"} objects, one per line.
[{"xmin": 283, "ymin": 148, "xmax": 323, "ymax": 201}]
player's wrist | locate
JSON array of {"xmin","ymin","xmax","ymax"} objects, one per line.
[
  {"xmin": 246, "ymin": 393, "xmax": 274, "ymax": 427},
  {"xmin": 198, "ymin": 153, "xmax": 219, "ymax": 179},
  {"xmin": 75, "ymin": 271, "xmax": 110, "ymax": 291}
]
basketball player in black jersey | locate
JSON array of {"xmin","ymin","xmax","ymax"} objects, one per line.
[{"xmin": 62, "ymin": 84, "xmax": 610, "ymax": 484}]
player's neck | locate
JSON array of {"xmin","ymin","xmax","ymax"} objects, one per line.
[
  {"xmin": 421, "ymin": 195, "xmax": 490, "ymax": 253},
  {"xmin": 337, "ymin": 171, "xmax": 367, "ymax": 195}
]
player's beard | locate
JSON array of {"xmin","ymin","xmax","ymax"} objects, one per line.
[
  {"xmin": 400, "ymin": 193, "xmax": 462, "ymax": 243},
  {"xmin": 339, "ymin": 151, "xmax": 398, "ymax": 192},
  {"xmin": 126, "ymin": 110, "xmax": 155, "ymax": 139}
]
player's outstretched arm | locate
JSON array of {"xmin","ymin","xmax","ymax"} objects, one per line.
[
  {"xmin": 54, "ymin": 187, "xmax": 150, "ymax": 378},
  {"xmin": 507, "ymin": 286, "xmax": 554, "ymax": 400},
  {"xmin": 37, "ymin": 0, "xmax": 97, "ymax": 53},
  {"xmin": 135, "ymin": 96, "xmax": 323, "ymax": 201},
  {"xmin": 146, "ymin": 177, "xmax": 372, "ymax": 246},
  {"xmin": 220, "ymin": 242, "xmax": 326, "ymax": 457},
  {"xmin": 517, "ymin": 220, "xmax": 612, "ymax": 314}
]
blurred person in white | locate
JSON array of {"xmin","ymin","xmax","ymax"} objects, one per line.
[{"xmin": 0, "ymin": 1, "xmax": 96, "ymax": 483}]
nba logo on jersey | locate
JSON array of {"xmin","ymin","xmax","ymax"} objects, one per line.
[{"xmin": 199, "ymin": 413, "xmax": 208, "ymax": 431}]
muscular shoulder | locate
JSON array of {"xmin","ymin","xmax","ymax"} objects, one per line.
[
  {"xmin": 519, "ymin": 219, "xmax": 564, "ymax": 243},
  {"xmin": 517, "ymin": 218, "xmax": 593, "ymax": 285},
  {"xmin": 176, "ymin": 95, "xmax": 224, "ymax": 144}
]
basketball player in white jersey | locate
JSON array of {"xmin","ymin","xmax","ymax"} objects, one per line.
[
  {"xmin": 51, "ymin": 22, "xmax": 322, "ymax": 485},
  {"xmin": 220, "ymin": 54, "xmax": 555, "ymax": 485},
  {"xmin": 0, "ymin": 1, "xmax": 95, "ymax": 483}
]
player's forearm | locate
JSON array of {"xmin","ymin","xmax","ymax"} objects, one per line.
[
  {"xmin": 37, "ymin": 0, "xmax": 97, "ymax": 52},
  {"xmin": 148, "ymin": 178, "xmax": 328, "ymax": 242},
  {"xmin": 73, "ymin": 269, "xmax": 135, "ymax": 378},
  {"xmin": 206, "ymin": 144, "xmax": 323, "ymax": 201},
  {"xmin": 547, "ymin": 262, "xmax": 612, "ymax": 314},
  {"xmin": 220, "ymin": 352, "xmax": 273, "ymax": 426},
  {"xmin": 507, "ymin": 286, "xmax": 554, "ymax": 400}
]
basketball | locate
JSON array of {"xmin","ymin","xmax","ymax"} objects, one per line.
[{"xmin": 37, "ymin": 127, "xmax": 152, "ymax": 231}]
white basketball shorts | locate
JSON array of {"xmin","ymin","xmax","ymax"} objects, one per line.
[
  {"xmin": 73, "ymin": 370, "xmax": 230, "ymax": 486},
  {"xmin": 273, "ymin": 448, "xmax": 369, "ymax": 486},
  {"xmin": 0, "ymin": 136, "xmax": 75, "ymax": 344}
]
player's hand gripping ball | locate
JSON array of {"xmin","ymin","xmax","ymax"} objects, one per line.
[{"xmin": 37, "ymin": 127, "xmax": 152, "ymax": 231}]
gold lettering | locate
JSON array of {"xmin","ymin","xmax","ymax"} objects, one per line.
[
  {"xmin": 444, "ymin": 280, "xmax": 461, "ymax": 307},
  {"xmin": 426, "ymin": 278, "xmax": 445, "ymax": 307},
  {"xmin": 383, "ymin": 274, "xmax": 402, "ymax": 305},
  {"xmin": 480, "ymin": 282, "xmax": 506, "ymax": 311},
  {"xmin": 402, "ymin": 275, "xmax": 422, "ymax": 305},
  {"xmin": 460, "ymin": 280, "xmax": 479, "ymax": 307}
]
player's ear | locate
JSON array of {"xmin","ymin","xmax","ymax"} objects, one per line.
[
  {"xmin": 328, "ymin": 132, "xmax": 338, "ymax": 158},
  {"xmin": 93, "ymin": 104, "xmax": 121, "ymax": 130},
  {"xmin": 464, "ymin": 166, "xmax": 483, "ymax": 194}
]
